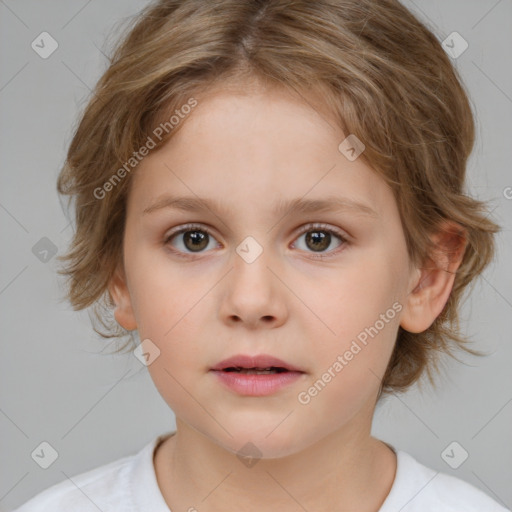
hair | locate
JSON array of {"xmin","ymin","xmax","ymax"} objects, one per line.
[{"xmin": 56, "ymin": 0, "xmax": 500, "ymax": 400}]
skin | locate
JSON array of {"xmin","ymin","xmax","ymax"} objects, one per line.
[{"xmin": 109, "ymin": 79, "xmax": 466, "ymax": 512}]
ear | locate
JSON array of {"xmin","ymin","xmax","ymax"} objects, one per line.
[
  {"xmin": 400, "ymin": 221, "xmax": 467, "ymax": 333},
  {"xmin": 108, "ymin": 264, "xmax": 137, "ymax": 331}
]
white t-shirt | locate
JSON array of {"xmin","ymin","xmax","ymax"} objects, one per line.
[{"xmin": 12, "ymin": 432, "xmax": 510, "ymax": 512}]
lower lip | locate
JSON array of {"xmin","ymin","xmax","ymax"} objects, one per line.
[{"xmin": 210, "ymin": 370, "xmax": 305, "ymax": 396}]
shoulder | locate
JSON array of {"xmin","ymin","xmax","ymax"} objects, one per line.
[
  {"xmin": 12, "ymin": 451, "xmax": 137, "ymax": 512},
  {"xmin": 423, "ymin": 468, "xmax": 510, "ymax": 512},
  {"xmin": 380, "ymin": 449, "xmax": 510, "ymax": 512}
]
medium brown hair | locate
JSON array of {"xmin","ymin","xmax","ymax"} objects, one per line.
[{"xmin": 56, "ymin": 0, "xmax": 500, "ymax": 399}]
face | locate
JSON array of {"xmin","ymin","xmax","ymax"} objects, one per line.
[{"xmin": 111, "ymin": 82, "xmax": 421, "ymax": 458}]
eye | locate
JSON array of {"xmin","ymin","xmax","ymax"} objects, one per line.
[
  {"xmin": 164, "ymin": 222, "xmax": 348, "ymax": 259},
  {"xmin": 164, "ymin": 224, "xmax": 219, "ymax": 256},
  {"xmin": 291, "ymin": 223, "xmax": 348, "ymax": 259}
]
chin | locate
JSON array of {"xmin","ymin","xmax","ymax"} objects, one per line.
[{"xmin": 208, "ymin": 421, "xmax": 314, "ymax": 461}]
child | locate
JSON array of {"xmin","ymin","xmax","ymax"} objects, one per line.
[{"xmin": 13, "ymin": 0, "xmax": 509, "ymax": 510}]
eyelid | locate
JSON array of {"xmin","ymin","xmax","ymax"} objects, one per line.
[
  {"xmin": 294, "ymin": 222, "xmax": 349, "ymax": 241},
  {"xmin": 164, "ymin": 222, "xmax": 218, "ymax": 242},
  {"xmin": 165, "ymin": 222, "xmax": 349, "ymax": 242}
]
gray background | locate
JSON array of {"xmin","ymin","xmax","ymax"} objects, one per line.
[{"xmin": 0, "ymin": 1, "xmax": 511, "ymax": 510}]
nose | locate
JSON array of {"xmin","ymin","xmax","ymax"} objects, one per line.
[{"xmin": 218, "ymin": 247, "xmax": 288, "ymax": 330}]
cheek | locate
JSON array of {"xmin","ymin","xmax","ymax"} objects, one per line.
[
  {"xmin": 299, "ymin": 250, "xmax": 403, "ymax": 379},
  {"xmin": 137, "ymin": 299, "xmax": 208, "ymax": 420},
  {"xmin": 312, "ymin": 257, "xmax": 400, "ymax": 331},
  {"xmin": 296, "ymin": 284, "xmax": 399, "ymax": 429},
  {"xmin": 126, "ymin": 250, "xmax": 212, "ymax": 369},
  {"xmin": 125, "ymin": 244, "xmax": 205, "ymax": 339}
]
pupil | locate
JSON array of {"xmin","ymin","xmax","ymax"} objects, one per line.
[
  {"xmin": 306, "ymin": 231, "xmax": 330, "ymax": 252},
  {"xmin": 184, "ymin": 230, "xmax": 208, "ymax": 252}
]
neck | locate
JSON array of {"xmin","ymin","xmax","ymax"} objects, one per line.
[{"xmin": 154, "ymin": 419, "xmax": 396, "ymax": 512}]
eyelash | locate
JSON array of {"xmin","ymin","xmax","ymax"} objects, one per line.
[{"xmin": 164, "ymin": 223, "xmax": 349, "ymax": 260}]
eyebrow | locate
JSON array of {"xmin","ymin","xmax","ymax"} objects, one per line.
[{"xmin": 143, "ymin": 194, "xmax": 379, "ymax": 219}]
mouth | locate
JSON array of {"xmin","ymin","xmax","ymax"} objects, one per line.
[
  {"xmin": 210, "ymin": 354, "xmax": 305, "ymax": 374},
  {"xmin": 209, "ymin": 355, "xmax": 306, "ymax": 396}
]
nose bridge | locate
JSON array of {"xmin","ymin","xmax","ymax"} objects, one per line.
[
  {"xmin": 232, "ymin": 234, "xmax": 274, "ymax": 296},
  {"xmin": 219, "ymin": 234, "xmax": 287, "ymax": 327}
]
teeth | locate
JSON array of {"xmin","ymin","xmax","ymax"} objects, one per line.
[
  {"xmin": 238, "ymin": 368, "xmax": 277, "ymax": 374},
  {"xmin": 223, "ymin": 366, "xmax": 288, "ymax": 374}
]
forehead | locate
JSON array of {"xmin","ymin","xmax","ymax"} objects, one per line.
[{"xmin": 130, "ymin": 87, "xmax": 394, "ymax": 221}]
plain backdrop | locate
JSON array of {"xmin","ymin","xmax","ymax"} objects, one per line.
[{"xmin": 1, "ymin": 1, "xmax": 511, "ymax": 510}]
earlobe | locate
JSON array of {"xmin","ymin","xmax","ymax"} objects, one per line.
[
  {"xmin": 400, "ymin": 222, "xmax": 467, "ymax": 333},
  {"xmin": 108, "ymin": 267, "xmax": 138, "ymax": 331}
]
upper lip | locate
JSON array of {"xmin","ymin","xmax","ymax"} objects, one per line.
[{"xmin": 210, "ymin": 354, "xmax": 305, "ymax": 372}]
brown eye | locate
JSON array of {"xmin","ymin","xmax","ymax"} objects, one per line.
[
  {"xmin": 305, "ymin": 230, "xmax": 331, "ymax": 252},
  {"xmin": 292, "ymin": 224, "xmax": 347, "ymax": 259},
  {"xmin": 182, "ymin": 230, "xmax": 209, "ymax": 252},
  {"xmin": 165, "ymin": 225, "xmax": 218, "ymax": 255}
]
